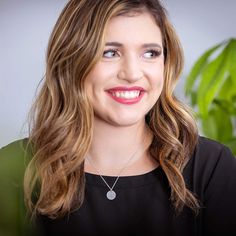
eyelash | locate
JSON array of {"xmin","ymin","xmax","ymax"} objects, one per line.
[
  {"xmin": 103, "ymin": 49, "xmax": 119, "ymax": 58},
  {"xmin": 102, "ymin": 49, "xmax": 162, "ymax": 59},
  {"xmin": 144, "ymin": 49, "xmax": 162, "ymax": 58}
]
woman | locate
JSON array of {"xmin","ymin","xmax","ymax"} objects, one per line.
[{"xmin": 0, "ymin": 0, "xmax": 236, "ymax": 235}]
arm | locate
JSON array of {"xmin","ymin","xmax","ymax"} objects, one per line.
[
  {"xmin": 203, "ymin": 146, "xmax": 236, "ymax": 236},
  {"xmin": 0, "ymin": 139, "xmax": 33, "ymax": 236}
]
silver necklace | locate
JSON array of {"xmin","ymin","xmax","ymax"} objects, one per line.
[{"xmin": 86, "ymin": 146, "xmax": 142, "ymax": 200}]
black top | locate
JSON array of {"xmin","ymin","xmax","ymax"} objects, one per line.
[{"xmin": 36, "ymin": 136, "xmax": 236, "ymax": 236}]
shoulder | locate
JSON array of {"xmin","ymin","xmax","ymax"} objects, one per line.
[
  {"xmin": 0, "ymin": 138, "xmax": 31, "ymax": 161},
  {"xmin": 0, "ymin": 140, "xmax": 36, "ymax": 234},
  {"xmin": 196, "ymin": 135, "xmax": 229, "ymax": 154},
  {"xmin": 190, "ymin": 138, "xmax": 236, "ymax": 235},
  {"xmin": 184, "ymin": 136, "xmax": 235, "ymax": 182},
  {"xmin": 0, "ymin": 138, "xmax": 32, "ymax": 179},
  {"xmin": 186, "ymin": 136, "xmax": 235, "ymax": 171},
  {"xmin": 184, "ymin": 136, "xmax": 236, "ymax": 194},
  {"xmin": 0, "ymin": 138, "xmax": 29, "ymax": 154}
]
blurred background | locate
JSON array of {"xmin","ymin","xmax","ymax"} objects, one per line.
[{"xmin": 0, "ymin": 0, "xmax": 236, "ymax": 147}]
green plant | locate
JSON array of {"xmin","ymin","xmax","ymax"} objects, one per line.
[{"xmin": 185, "ymin": 38, "xmax": 236, "ymax": 155}]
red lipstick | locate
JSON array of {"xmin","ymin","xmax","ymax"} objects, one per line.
[
  {"xmin": 106, "ymin": 86, "xmax": 145, "ymax": 92},
  {"xmin": 105, "ymin": 86, "xmax": 145, "ymax": 105}
]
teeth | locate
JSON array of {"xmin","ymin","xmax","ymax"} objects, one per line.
[{"xmin": 111, "ymin": 90, "xmax": 140, "ymax": 99}]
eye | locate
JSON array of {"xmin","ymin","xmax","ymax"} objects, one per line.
[
  {"xmin": 143, "ymin": 49, "xmax": 162, "ymax": 59},
  {"xmin": 103, "ymin": 49, "xmax": 119, "ymax": 58}
]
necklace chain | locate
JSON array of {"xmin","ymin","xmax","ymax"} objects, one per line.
[
  {"xmin": 86, "ymin": 129, "xmax": 151, "ymax": 200},
  {"xmin": 87, "ymin": 146, "xmax": 141, "ymax": 192}
]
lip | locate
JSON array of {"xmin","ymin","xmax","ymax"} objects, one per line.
[
  {"xmin": 105, "ymin": 86, "xmax": 146, "ymax": 105},
  {"xmin": 106, "ymin": 86, "xmax": 145, "ymax": 92}
]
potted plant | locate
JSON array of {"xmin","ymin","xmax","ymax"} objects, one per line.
[{"xmin": 185, "ymin": 38, "xmax": 236, "ymax": 155}]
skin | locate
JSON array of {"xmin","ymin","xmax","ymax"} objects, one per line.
[{"xmin": 84, "ymin": 11, "xmax": 164, "ymax": 176}]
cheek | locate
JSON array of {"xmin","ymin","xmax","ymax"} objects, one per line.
[
  {"xmin": 85, "ymin": 67, "xmax": 103, "ymax": 92},
  {"xmin": 86, "ymin": 63, "xmax": 117, "ymax": 88},
  {"xmin": 148, "ymin": 66, "xmax": 164, "ymax": 90},
  {"xmin": 84, "ymin": 74, "xmax": 98, "ymax": 104}
]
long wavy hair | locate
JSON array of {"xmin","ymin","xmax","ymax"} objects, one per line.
[{"xmin": 24, "ymin": 0, "xmax": 200, "ymax": 219}]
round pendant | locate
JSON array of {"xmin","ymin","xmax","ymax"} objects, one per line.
[{"xmin": 106, "ymin": 190, "xmax": 116, "ymax": 200}]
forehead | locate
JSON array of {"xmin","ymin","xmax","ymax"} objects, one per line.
[{"xmin": 105, "ymin": 12, "xmax": 162, "ymax": 45}]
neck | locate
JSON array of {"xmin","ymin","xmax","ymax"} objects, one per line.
[{"xmin": 85, "ymin": 117, "xmax": 153, "ymax": 171}]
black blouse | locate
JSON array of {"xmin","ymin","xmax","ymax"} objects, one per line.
[{"xmin": 37, "ymin": 136, "xmax": 236, "ymax": 236}]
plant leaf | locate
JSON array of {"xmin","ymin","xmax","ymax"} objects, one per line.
[
  {"xmin": 201, "ymin": 112, "xmax": 218, "ymax": 138},
  {"xmin": 185, "ymin": 42, "xmax": 223, "ymax": 96},
  {"xmin": 214, "ymin": 98, "xmax": 236, "ymax": 115},
  {"xmin": 202, "ymin": 106, "xmax": 233, "ymax": 142},
  {"xmin": 224, "ymin": 138, "xmax": 236, "ymax": 156},
  {"xmin": 217, "ymin": 75, "xmax": 236, "ymax": 102},
  {"xmin": 197, "ymin": 43, "xmax": 230, "ymax": 118},
  {"xmin": 228, "ymin": 39, "xmax": 236, "ymax": 86}
]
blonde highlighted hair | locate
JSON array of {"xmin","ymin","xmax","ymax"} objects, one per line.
[{"xmin": 24, "ymin": 0, "xmax": 200, "ymax": 219}]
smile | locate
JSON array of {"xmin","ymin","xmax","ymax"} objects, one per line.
[
  {"xmin": 108, "ymin": 90, "xmax": 144, "ymax": 105},
  {"xmin": 111, "ymin": 90, "xmax": 140, "ymax": 99}
]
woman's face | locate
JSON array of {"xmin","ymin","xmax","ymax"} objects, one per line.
[{"xmin": 85, "ymin": 11, "xmax": 164, "ymax": 127}]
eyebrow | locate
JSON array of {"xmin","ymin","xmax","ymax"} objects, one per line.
[{"xmin": 105, "ymin": 42, "xmax": 162, "ymax": 49}]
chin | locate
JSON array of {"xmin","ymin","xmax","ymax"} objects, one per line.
[
  {"xmin": 106, "ymin": 116, "xmax": 145, "ymax": 127},
  {"xmin": 94, "ymin": 110, "xmax": 147, "ymax": 127}
]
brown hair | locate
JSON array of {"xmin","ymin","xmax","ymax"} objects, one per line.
[{"xmin": 24, "ymin": 0, "xmax": 200, "ymax": 219}]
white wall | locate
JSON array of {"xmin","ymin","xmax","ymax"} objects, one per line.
[
  {"xmin": 164, "ymin": 0, "xmax": 236, "ymax": 101},
  {"xmin": 0, "ymin": 0, "xmax": 236, "ymax": 147}
]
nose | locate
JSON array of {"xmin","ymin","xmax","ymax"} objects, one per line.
[{"xmin": 117, "ymin": 57, "xmax": 143, "ymax": 82}]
